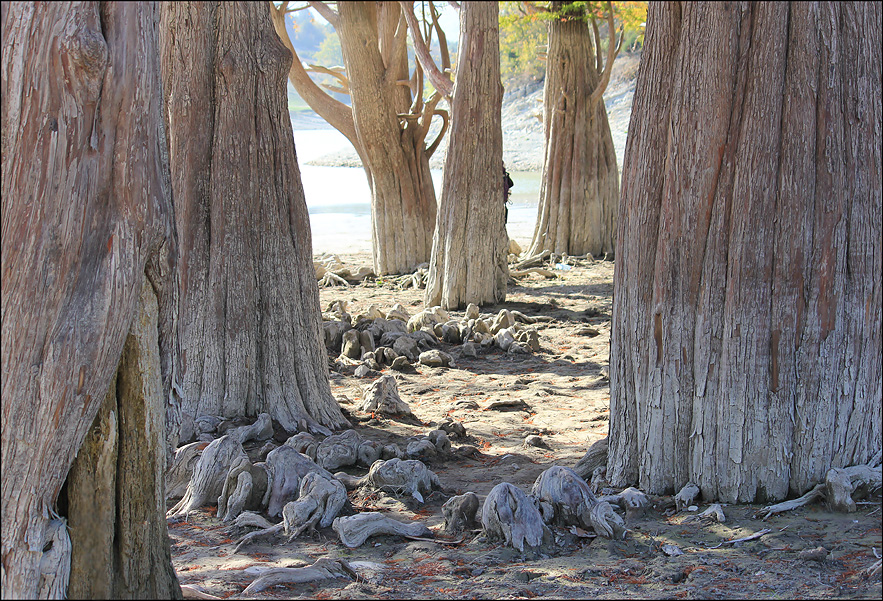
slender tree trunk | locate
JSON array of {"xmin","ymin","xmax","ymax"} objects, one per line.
[
  {"xmin": 529, "ymin": 2, "xmax": 619, "ymax": 258},
  {"xmin": 424, "ymin": 1, "xmax": 508, "ymax": 310},
  {"xmin": 1, "ymin": 2, "xmax": 180, "ymax": 598},
  {"xmin": 608, "ymin": 1, "xmax": 882, "ymax": 503},
  {"xmin": 337, "ymin": 1, "xmax": 437, "ymax": 275},
  {"xmin": 159, "ymin": 2, "xmax": 349, "ymax": 436}
]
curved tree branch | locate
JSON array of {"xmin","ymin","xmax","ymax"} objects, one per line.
[
  {"xmin": 588, "ymin": 1, "xmax": 623, "ymax": 109},
  {"xmin": 591, "ymin": 16, "xmax": 603, "ymax": 73},
  {"xmin": 424, "ymin": 109, "xmax": 449, "ymax": 158},
  {"xmin": 268, "ymin": 2, "xmax": 359, "ymax": 152},
  {"xmin": 399, "ymin": 1, "xmax": 454, "ymax": 98},
  {"xmin": 307, "ymin": 0, "xmax": 339, "ymax": 29}
]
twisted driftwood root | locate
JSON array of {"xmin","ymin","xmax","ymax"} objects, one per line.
[
  {"xmin": 674, "ymin": 481, "xmax": 700, "ymax": 511},
  {"xmin": 684, "ymin": 503, "xmax": 726, "ymax": 523},
  {"xmin": 589, "ymin": 501, "xmax": 627, "ymax": 540},
  {"xmin": 217, "ymin": 456, "xmax": 269, "ymax": 522},
  {"xmin": 168, "ymin": 435, "xmax": 248, "ymax": 519},
  {"xmin": 362, "ymin": 458, "xmax": 442, "ymax": 503},
  {"xmin": 332, "ymin": 512, "xmax": 432, "ymax": 548},
  {"xmin": 531, "ymin": 465, "xmax": 597, "ymax": 530},
  {"xmin": 359, "ymin": 374, "xmax": 413, "ymax": 417},
  {"xmin": 281, "ymin": 471, "xmax": 347, "ymax": 540},
  {"xmin": 167, "ymin": 441, "xmax": 208, "ymax": 501},
  {"xmin": 755, "ymin": 454, "xmax": 882, "ymax": 519},
  {"xmin": 240, "ymin": 558, "xmax": 356, "ymax": 596},
  {"xmin": 315, "ymin": 429, "xmax": 380, "ymax": 471},
  {"xmin": 226, "ymin": 412, "xmax": 274, "ymax": 445},
  {"xmin": 442, "ymin": 492, "xmax": 480, "ymax": 534},
  {"xmin": 599, "ymin": 486, "xmax": 650, "ymax": 519},
  {"xmin": 573, "ymin": 437, "xmax": 608, "ymax": 481},
  {"xmin": 481, "ymin": 482, "xmax": 551, "ymax": 552},
  {"xmin": 264, "ymin": 445, "xmax": 334, "ymax": 517}
]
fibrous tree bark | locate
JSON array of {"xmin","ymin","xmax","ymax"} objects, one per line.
[
  {"xmin": 67, "ymin": 278, "xmax": 181, "ymax": 598},
  {"xmin": 528, "ymin": 1, "xmax": 621, "ymax": 258},
  {"xmin": 422, "ymin": 0, "xmax": 509, "ymax": 309},
  {"xmin": 270, "ymin": 1, "xmax": 449, "ymax": 275},
  {"xmin": 159, "ymin": 2, "xmax": 348, "ymax": 435},
  {"xmin": 608, "ymin": 1, "xmax": 882, "ymax": 503},
  {"xmin": 1, "ymin": 2, "xmax": 180, "ymax": 598}
]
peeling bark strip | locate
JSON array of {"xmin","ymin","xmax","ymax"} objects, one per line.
[
  {"xmin": 608, "ymin": 1, "xmax": 882, "ymax": 503},
  {"xmin": 529, "ymin": 0, "xmax": 620, "ymax": 258},
  {"xmin": 1, "ymin": 2, "xmax": 179, "ymax": 598},
  {"xmin": 159, "ymin": 2, "xmax": 348, "ymax": 433},
  {"xmin": 424, "ymin": 1, "xmax": 509, "ymax": 310}
]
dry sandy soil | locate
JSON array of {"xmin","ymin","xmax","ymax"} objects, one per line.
[{"xmin": 168, "ymin": 254, "xmax": 882, "ymax": 600}]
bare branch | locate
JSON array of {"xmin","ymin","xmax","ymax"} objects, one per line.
[
  {"xmin": 399, "ymin": 1, "xmax": 454, "ymax": 98},
  {"xmin": 306, "ymin": 64, "xmax": 350, "ymax": 93},
  {"xmin": 269, "ymin": 2, "xmax": 358, "ymax": 150},
  {"xmin": 308, "ymin": 1, "xmax": 339, "ymax": 29},
  {"xmin": 591, "ymin": 16, "xmax": 603, "ymax": 73},
  {"xmin": 421, "ymin": 92, "xmax": 449, "ymax": 158},
  {"xmin": 429, "ymin": 0, "xmax": 451, "ymax": 73},
  {"xmin": 588, "ymin": 2, "xmax": 623, "ymax": 108},
  {"xmin": 447, "ymin": 1, "xmax": 460, "ymax": 9}
]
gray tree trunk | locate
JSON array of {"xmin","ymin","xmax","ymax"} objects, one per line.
[
  {"xmin": 424, "ymin": 1, "xmax": 509, "ymax": 310},
  {"xmin": 273, "ymin": 1, "xmax": 442, "ymax": 276},
  {"xmin": 608, "ymin": 1, "xmax": 882, "ymax": 503},
  {"xmin": 159, "ymin": 2, "xmax": 349, "ymax": 435},
  {"xmin": 1, "ymin": 2, "xmax": 180, "ymax": 598},
  {"xmin": 529, "ymin": 1, "xmax": 619, "ymax": 258}
]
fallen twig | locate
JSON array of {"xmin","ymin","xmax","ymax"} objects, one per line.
[{"xmin": 704, "ymin": 528, "xmax": 771, "ymax": 549}]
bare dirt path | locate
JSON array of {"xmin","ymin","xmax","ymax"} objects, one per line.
[{"xmin": 169, "ymin": 255, "xmax": 882, "ymax": 600}]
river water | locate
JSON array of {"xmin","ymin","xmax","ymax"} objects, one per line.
[{"xmin": 293, "ymin": 128, "xmax": 541, "ymax": 255}]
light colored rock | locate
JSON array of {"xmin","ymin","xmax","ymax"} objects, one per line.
[
  {"xmin": 359, "ymin": 374, "xmax": 412, "ymax": 416},
  {"xmin": 418, "ymin": 349, "xmax": 455, "ymax": 368}
]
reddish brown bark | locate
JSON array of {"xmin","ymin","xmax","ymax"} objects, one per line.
[{"xmin": 608, "ymin": 1, "xmax": 882, "ymax": 503}]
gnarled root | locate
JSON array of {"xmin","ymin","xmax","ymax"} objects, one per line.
[
  {"xmin": 332, "ymin": 512, "xmax": 432, "ymax": 548},
  {"xmin": 589, "ymin": 501, "xmax": 627, "ymax": 540},
  {"xmin": 362, "ymin": 458, "xmax": 441, "ymax": 503},
  {"xmin": 674, "ymin": 481, "xmax": 700, "ymax": 511},
  {"xmin": 481, "ymin": 482, "xmax": 551, "ymax": 552},
  {"xmin": 240, "ymin": 558, "xmax": 356, "ymax": 596},
  {"xmin": 264, "ymin": 445, "xmax": 334, "ymax": 517},
  {"xmin": 282, "ymin": 472, "xmax": 347, "ymax": 540},
  {"xmin": 217, "ymin": 457, "xmax": 268, "ymax": 522},
  {"xmin": 358, "ymin": 375, "xmax": 413, "ymax": 417},
  {"xmin": 442, "ymin": 492, "xmax": 480, "ymax": 534},
  {"xmin": 684, "ymin": 503, "xmax": 726, "ymax": 524},
  {"xmin": 167, "ymin": 441, "xmax": 207, "ymax": 501},
  {"xmin": 599, "ymin": 486, "xmax": 650, "ymax": 519},
  {"xmin": 755, "ymin": 455, "xmax": 882, "ymax": 519},
  {"xmin": 168, "ymin": 435, "xmax": 248, "ymax": 519},
  {"xmin": 531, "ymin": 465, "xmax": 597, "ymax": 530}
]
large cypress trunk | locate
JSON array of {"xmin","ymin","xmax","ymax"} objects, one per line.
[
  {"xmin": 424, "ymin": 1, "xmax": 508, "ymax": 310},
  {"xmin": 337, "ymin": 1, "xmax": 437, "ymax": 276},
  {"xmin": 529, "ymin": 1, "xmax": 619, "ymax": 258},
  {"xmin": 608, "ymin": 1, "xmax": 882, "ymax": 503},
  {"xmin": 1, "ymin": 2, "xmax": 180, "ymax": 597},
  {"xmin": 159, "ymin": 2, "xmax": 349, "ymax": 435}
]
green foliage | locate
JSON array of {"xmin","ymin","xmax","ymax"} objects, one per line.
[
  {"xmin": 499, "ymin": 1, "xmax": 548, "ymax": 85},
  {"xmin": 498, "ymin": 1, "xmax": 646, "ymax": 86}
]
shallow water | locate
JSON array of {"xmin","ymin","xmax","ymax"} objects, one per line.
[{"xmin": 293, "ymin": 129, "xmax": 541, "ymax": 255}]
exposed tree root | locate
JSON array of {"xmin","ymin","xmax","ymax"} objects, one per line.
[{"xmin": 239, "ymin": 558, "xmax": 356, "ymax": 596}]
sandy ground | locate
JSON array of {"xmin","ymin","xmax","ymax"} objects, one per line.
[{"xmin": 169, "ymin": 254, "xmax": 882, "ymax": 600}]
